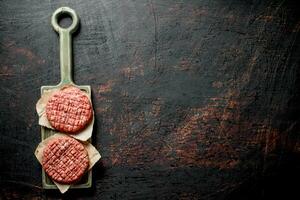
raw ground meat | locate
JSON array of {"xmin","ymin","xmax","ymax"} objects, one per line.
[
  {"xmin": 42, "ymin": 136, "xmax": 89, "ymax": 184},
  {"xmin": 46, "ymin": 86, "xmax": 92, "ymax": 134}
]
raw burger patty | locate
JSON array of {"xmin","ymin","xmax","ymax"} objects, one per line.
[
  {"xmin": 42, "ymin": 136, "xmax": 89, "ymax": 184},
  {"xmin": 46, "ymin": 86, "xmax": 92, "ymax": 134}
]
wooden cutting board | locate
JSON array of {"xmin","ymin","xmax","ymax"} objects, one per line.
[{"xmin": 40, "ymin": 7, "xmax": 92, "ymax": 189}]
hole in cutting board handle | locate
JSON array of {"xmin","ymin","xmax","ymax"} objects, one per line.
[
  {"xmin": 51, "ymin": 7, "xmax": 79, "ymax": 34},
  {"xmin": 58, "ymin": 13, "xmax": 73, "ymax": 29}
]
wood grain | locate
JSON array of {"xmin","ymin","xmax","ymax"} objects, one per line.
[{"xmin": 0, "ymin": 0, "xmax": 300, "ymax": 199}]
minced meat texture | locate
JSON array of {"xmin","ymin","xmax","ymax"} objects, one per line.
[
  {"xmin": 42, "ymin": 136, "xmax": 89, "ymax": 184},
  {"xmin": 46, "ymin": 86, "xmax": 92, "ymax": 134}
]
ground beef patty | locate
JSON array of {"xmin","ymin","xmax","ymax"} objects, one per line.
[
  {"xmin": 42, "ymin": 136, "xmax": 89, "ymax": 184},
  {"xmin": 46, "ymin": 86, "xmax": 92, "ymax": 134}
]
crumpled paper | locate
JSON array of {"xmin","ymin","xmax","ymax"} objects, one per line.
[
  {"xmin": 34, "ymin": 133, "xmax": 101, "ymax": 193},
  {"xmin": 36, "ymin": 86, "xmax": 94, "ymax": 141}
]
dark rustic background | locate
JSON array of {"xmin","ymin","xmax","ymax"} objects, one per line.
[{"xmin": 0, "ymin": 0, "xmax": 299, "ymax": 199}]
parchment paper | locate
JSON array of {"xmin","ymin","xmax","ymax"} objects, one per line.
[
  {"xmin": 34, "ymin": 133, "xmax": 101, "ymax": 193},
  {"xmin": 36, "ymin": 86, "xmax": 94, "ymax": 141}
]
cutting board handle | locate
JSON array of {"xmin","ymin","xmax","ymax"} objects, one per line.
[{"xmin": 51, "ymin": 7, "xmax": 79, "ymax": 86}]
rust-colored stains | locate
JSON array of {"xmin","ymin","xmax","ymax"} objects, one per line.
[
  {"xmin": 239, "ymin": 51, "xmax": 260, "ymax": 86},
  {"xmin": 161, "ymin": 97, "xmax": 242, "ymax": 169},
  {"xmin": 246, "ymin": 125, "xmax": 280, "ymax": 156},
  {"xmin": 259, "ymin": 15, "xmax": 274, "ymax": 22},
  {"xmin": 106, "ymin": 86, "xmax": 247, "ymax": 169},
  {"xmin": 14, "ymin": 47, "xmax": 37, "ymax": 61},
  {"xmin": 96, "ymin": 104, "xmax": 111, "ymax": 114},
  {"xmin": 105, "ymin": 80, "xmax": 283, "ymax": 170},
  {"xmin": 174, "ymin": 142, "xmax": 199, "ymax": 165},
  {"xmin": 105, "ymin": 89, "xmax": 238, "ymax": 169},
  {"xmin": 167, "ymin": 4, "xmax": 182, "ymax": 13},
  {"xmin": 7, "ymin": 41, "xmax": 45, "ymax": 64},
  {"xmin": 197, "ymin": 160, "xmax": 239, "ymax": 170},
  {"xmin": 212, "ymin": 81, "xmax": 223, "ymax": 88},
  {"xmin": 0, "ymin": 41, "xmax": 45, "ymax": 76},
  {"xmin": 104, "ymin": 42, "xmax": 284, "ymax": 170},
  {"xmin": 120, "ymin": 48, "xmax": 145, "ymax": 80},
  {"xmin": 262, "ymin": 127, "xmax": 280, "ymax": 156},
  {"xmin": 226, "ymin": 14, "xmax": 236, "ymax": 23},
  {"xmin": 106, "ymin": 94, "xmax": 167, "ymax": 166},
  {"xmin": 121, "ymin": 65, "xmax": 144, "ymax": 80},
  {"xmin": 192, "ymin": 7, "xmax": 208, "ymax": 17},
  {"xmin": 249, "ymin": 54, "xmax": 258, "ymax": 67},
  {"xmin": 98, "ymin": 80, "xmax": 115, "ymax": 94},
  {"xmin": 159, "ymin": 83, "xmax": 281, "ymax": 169},
  {"xmin": 173, "ymin": 57, "xmax": 195, "ymax": 71},
  {"xmin": 0, "ymin": 65, "xmax": 14, "ymax": 76},
  {"xmin": 150, "ymin": 98, "xmax": 163, "ymax": 117},
  {"xmin": 176, "ymin": 112, "xmax": 201, "ymax": 139},
  {"xmin": 255, "ymin": 123, "xmax": 298, "ymax": 156},
  {"xmin": 179, "ymin": 58, "xmax": 192, "ymax": 71},
  {"xmin": 205, "ymin": 143, "xmax": 238, "ymax": 159},
  {"xmin": 111, "ymin": 157, "xmax": 119, "ymax": 166}
]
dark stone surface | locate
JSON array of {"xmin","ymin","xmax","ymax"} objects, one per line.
[{"xmin": 0, "ymin": 0, "xmax": 299, "ymax": 199}]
